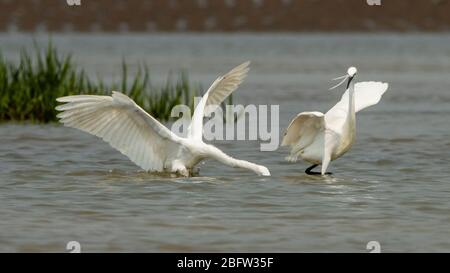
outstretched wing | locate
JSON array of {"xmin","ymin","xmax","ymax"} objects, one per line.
[
  {"xmin": 327, "ymin": 81, "xmax": 388, "ymax": 117},
  {"xmin": 325, "ymin": 81, "xmax": 388, "ymax": 133},
  {"xmin": 281, "ymin": 111, "xmax": 325, "ymax": 161},
  {"xmin": 187, "ymin": 61, "xmax": 250, "ymax": 140},
  {"xmin": 282, "ymin": 112, "xmax": 325, "ymax": 147},
  {"xmin": 56, "ymin": 91, "xmax": 182, "ymax": 172},
  {"xmin": 353, "ymin": 81, "xmax": 389, "ymax": 112}
]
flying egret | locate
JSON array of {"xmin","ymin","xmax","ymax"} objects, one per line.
[
  {"xmin": 281, "ymin": 67, "xmax": 388, "ymax": 175},
  {"xmin": 56, "ymin": 62, "xmax": 270, "ymax": 177}
]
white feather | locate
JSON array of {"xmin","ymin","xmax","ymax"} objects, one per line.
[
  {"xmin": 56, "ymin": 63, "xmax": 270, "ymax": 177},
  {"xmin": 282, "ymin": 76, "xmax": 388, "ymax": 175}
]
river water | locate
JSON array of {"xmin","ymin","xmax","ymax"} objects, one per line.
[{"xmin": 0, "ymin": 33, "xmax": 450, "ymax": 252}]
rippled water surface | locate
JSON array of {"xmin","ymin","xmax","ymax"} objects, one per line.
[{"xmin": 1, "ymin": 33, "xmax": 450, "ymax": 252}]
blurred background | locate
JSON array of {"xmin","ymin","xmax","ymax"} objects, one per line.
[{"xmin": 1, "ymin": 0, "xmax": 450, "ymax": 32}]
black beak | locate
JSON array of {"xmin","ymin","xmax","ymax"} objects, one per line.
[{"xmin": 346, "ymin": 76, "xmax": 354, "ymax": 89}]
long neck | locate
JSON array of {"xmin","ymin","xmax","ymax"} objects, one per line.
[
  {"xmin": 347, "ymin": 81, "xmax": 356, "ymax": 126},
  {"xmin": 335, "ymin": 77, "xmax": 357, "ymax": 156},
  {"xmin": 336, "ymin": 79, "xmax": 356, "ymax": 154},
  {"xmin": 207, "ymin": 145, "xmax": 267, "ymax": 176}
]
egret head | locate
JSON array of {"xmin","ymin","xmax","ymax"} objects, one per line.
[
  {"xmin": 346, "ymin": 66, "xmax": 357, "ymax": 88},
  {"xmin": 258, "ymin": 165, "xmax": 271, "ymax": 176},
  {"xmin": 347, "ymin": 67, "xmax": 358, "ymax": 78},
  {"xmin": 329, "ymin": 66, "xmax": 358, "ymax": 90}
]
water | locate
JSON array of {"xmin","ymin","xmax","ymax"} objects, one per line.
[{"xmin": 1, "ymin": 33, "xmax": 450, "ymax": 252}]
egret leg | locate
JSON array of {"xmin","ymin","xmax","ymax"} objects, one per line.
[
  {"xmin": 305, "ymin": 164, "xmax": 332, "ymax": 175},
  {"xmin": 305, "ymin": 164, "xmax": 320, "ymax": 175}
]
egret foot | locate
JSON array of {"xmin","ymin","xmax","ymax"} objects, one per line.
[{"xmin": 305, "ymin": 164, "xmax": 332, "ymax": 176}]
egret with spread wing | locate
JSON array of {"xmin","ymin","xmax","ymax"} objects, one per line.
[
  {"xmin": 281, "ymin": 67, "xmax": 388, "ymax": 175},
  {"xmin": 56, "ymin": 62, "xmax": 270, "ymax": 177}
]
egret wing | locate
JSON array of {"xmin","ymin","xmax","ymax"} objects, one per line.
[
  {"xmin": 56, "ymin": 91, "xmax": 182, "ymax": 172},
  {"xmin": 325, "ymin": 81, "xmax": 388, "ymax": 133},
  {"xmin": 281, "ymin": 112, "xmax": 325, "ymax": 161},
  {"xmin": 326, "ymin": 81, "xmax": 388, "ymax": 117},
  {"xmin": 353, "ymin": 81, "xmax": 389, "ymax": 112},
  {"xmin": 282, "ymin": 112, "xmax": 325, "ymax": 147},
  {"xmin": 187, "ymin": 62, "xmax": 250, "ymax": 140}
]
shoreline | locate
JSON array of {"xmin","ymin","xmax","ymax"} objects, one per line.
[{"xmin": 1, "ymin": 0, "xmax": 449, "ymax": 32}]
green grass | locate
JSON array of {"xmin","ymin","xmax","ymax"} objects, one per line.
[{"xmin": 0, "ymin": 44, "xmax": 204, "ymax": 123}]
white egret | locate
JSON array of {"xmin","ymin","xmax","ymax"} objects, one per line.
[
  {"xmin": 56, "ymin": 62, "xmax": 270, "ymax": 177},
  {"xmin": 281, "ymin": 67, "xmax": 388, "ymax": 175}
]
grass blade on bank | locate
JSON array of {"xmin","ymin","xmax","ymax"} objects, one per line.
[{"xmin": 0, "ymin": 44, "xmax": 206, "ymax": 123}]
